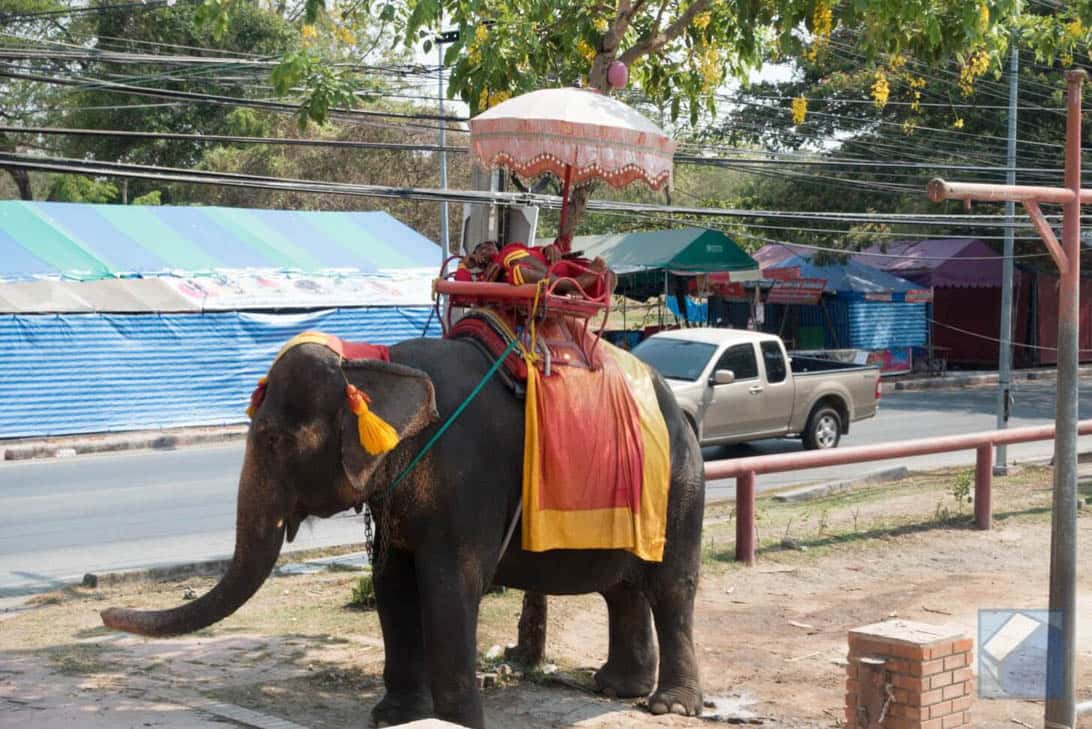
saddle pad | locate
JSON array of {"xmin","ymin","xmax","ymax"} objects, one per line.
[{"xmin": 521, "ymin": 341, "xmax": 670, "ymax": 562}]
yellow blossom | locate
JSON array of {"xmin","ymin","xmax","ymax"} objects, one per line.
[
  {"xmin": 577, "ymin": 38, "xmax": 597, "ymax": 63},
  {"xmin": 871, "ymin": 69, "xmax": 890, "ymax": 109},
  {"xmin": 1061, "ymin": 52, "xmax": 1074, "ymax": 67},
  {"xmin": 335, "ymin": 27, "xmax": 355, "ymax": 45},
  {"xmin": 478, "ymin": 88, "xmax": 511, "ymax": 109},
  {"xmin": 791, "ymin": 95, "xmax": 808, "ymax": 125},
  {"xmin": 910, "ymin": 89, "xmax": 922, "ymax": 113},
  {"xmin": 953, "ymin": 117, "xmax": 965, "ymax": 129},
  {"xmin": 475, "ymin": 24, "xmax": 489, "ymax": 43},
  {"xmin": 593, "ymin": 17, "xmax": 609, "ymax": 33},
  {"xmin": 977, "ymin": 3, "xmax": 989, "ymax": 33},
  {"xmin": 959, "ymin": 49, "xmax": 990, "ymax": 96},
  {"xmin": 692, "ymin": 12, "xmax": 711, "ymax": 32},
  {"xmin": 1065, "ymin": 18, "xmax": 1084, "ymax": 38},
  {"xmin": 812, "ymin": 2, "xmax": 832, "ymax": 39},
  {"xmin": 806, "ymin": 1, "xmax": 833, "ymax": 59},
  {"xmin": 698, "ymin": 44, "xmax": 722, "ymax": 86},
  {"xmin": 888, "ymin": 53, "xmax": 906, "ymax": 71},
  {"xmin": 301, "ymin": 24, "xmax": 318, "ymax": 38},
  {"xmin": 902, "ymin": 119, "xmax": 917, "ymax": 136}
]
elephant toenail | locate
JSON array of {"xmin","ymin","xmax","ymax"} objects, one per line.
[
  {"xmin": 670, "ymin": 702, "xmax": 688, "ymax": 715},
  {"xmin": 650, "ymin": 701, "xmax": 668, "ymax": 715}
]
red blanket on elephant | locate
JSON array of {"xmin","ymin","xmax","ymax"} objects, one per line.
[{"xmin": 449, "ymin": 309, "xmax": 670, "ymax": 561}]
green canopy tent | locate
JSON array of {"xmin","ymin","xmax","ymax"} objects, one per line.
[{"xmin": 568, "ymin": 227, "xmax": 759, "ymax": 301}]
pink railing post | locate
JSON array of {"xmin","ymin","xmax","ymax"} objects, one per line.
[
  {"xmin": 735, "ymin": 471, "xmax": 756, "ymax": 565},
  {"xmin": 975, "ymin": 444, "xmax": 993, "ymax": 530}
]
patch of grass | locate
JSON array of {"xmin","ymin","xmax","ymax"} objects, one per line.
[
  {"xmin": 48, "ymin": 646, "xmax": 118, "ymax": 676},
  {"xmin": 348, "ymin": 572, "xmax": 376, "ymax": 610},
  {"xmin": 701, "ymin": 465, "xmax": 1061, "ymax": 565}
]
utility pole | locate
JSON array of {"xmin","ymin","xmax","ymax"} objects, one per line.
[
  {"xmin": 995, "ymin": 38, "xmax": 1019, "ymax": 474},
  {"xmin": 437, "ymin": 32, "xmax": 450, "ymax": 260}
]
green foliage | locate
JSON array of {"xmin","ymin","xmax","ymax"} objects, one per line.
[
  {"xmin": 272, "ymin": 51, "xmax": 359, "ymax": 129},
  {"xmin": 46, "ymin": 175, "xmax": 117, "ymax": 204},
  {"xmin": 951, "ymin": 470, "xmax": 973, "ymax": 512},
  {"xmin": 131, "ymin": 190, "xmax": 162, "ymax": 206},
  {"xmin": 349, "ymin": 572, "xmax": 376, "ymax": 609},
  {"xmin": 344, "ymin": 0, "xmax": 1071, "ymax": 122}
]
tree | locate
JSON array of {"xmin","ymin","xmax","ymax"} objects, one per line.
[
  {"xmin": 0, "ymin": 0, "xmax": 74, "ymax": 199},
  {"xmin": 693, "ymin": 12, "xmax": 1088, "ymax": 254},
  {"xmin": 353, "ymin": 0, "xmax": 1087, "ymax": 238},
  {"xmin": 57, "ymin": 1, "xmax": 297, "ymax": 203}
]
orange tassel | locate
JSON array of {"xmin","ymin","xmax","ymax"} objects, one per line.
[
  {"xmin": 246, "ymin": 376, "xmax": 268, "ymax": 418},
  {"xmin": 346, "ymin": 384, "xmax": 399, "ymax": 455}
]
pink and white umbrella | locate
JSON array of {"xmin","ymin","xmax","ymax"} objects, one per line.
[{"xmin": 469, "ymin": 87, "xmax": 676, "ymax": 251}]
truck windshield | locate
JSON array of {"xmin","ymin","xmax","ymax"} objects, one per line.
[{"xmin": 631, "ymin": 338, "xmax": 716, "ymax": 381}]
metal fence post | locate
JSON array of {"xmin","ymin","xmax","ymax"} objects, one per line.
[
  {"xmin": 735, "ymin": 471, "xmax": 756, "ymax": 565},
  {"xmin": 975, "ymin": 444, "xmax": 993, "ymax": 530}
]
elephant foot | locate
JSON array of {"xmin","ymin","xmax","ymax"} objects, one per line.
[
  {"xmin": 370, "ymin": 691, "xmax": 432, "ymax": 728},
  {"xmin": 594, "ymin": 661, "xmax": 655, "ymax": 699},
  {"xmin": 647, "ymin": 686, "xmax": 703, "ymax": 717}
]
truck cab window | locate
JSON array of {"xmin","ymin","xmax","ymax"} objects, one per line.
[
  {"xmin": 714, "ymin": 344, "xmax": 758, "ymax": 381},
  {"xmin": 761, "ymin": 341, "xmax": 787, "ymax": 383}
]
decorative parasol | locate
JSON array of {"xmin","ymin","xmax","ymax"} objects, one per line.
[{"xmin": 469, "ymin": 87, "xmax": 676, "ymax": 252}]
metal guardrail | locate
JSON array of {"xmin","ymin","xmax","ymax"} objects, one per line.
[{"xmin": 704, "ymin": 419, "xmax": 1092, "ymax": 565}]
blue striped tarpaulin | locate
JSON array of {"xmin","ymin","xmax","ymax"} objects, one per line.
[
  {"xmin": 0, "ymin": 307, "xmax": 441, "ymax": 438},
  {"xmin": 0, "ymin": 201, "xmax": 441, "ymax": 280}
]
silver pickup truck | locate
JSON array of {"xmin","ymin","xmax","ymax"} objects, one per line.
[{"xmin": 632, "ymin": 328, "xmax": 881, "ymax": 449}]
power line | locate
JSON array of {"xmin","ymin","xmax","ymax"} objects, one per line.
[
  {"xmin": 0, "ymin": 151, "xmax": 1064, "ymax": 230},
  {"xmin": 6, "ymin": 124, "xmax": 1074, "ymax": 177},
  {"xmin": 0, "ymin": 68, "xmax": 468, "ymax": 127},
  {"xmin": 0, "ymin": 0, "xmax": 181, "ymax": 22},
  {"xmin": 0, "ymin": 125, "xmax": 464, "ymax": 153}
]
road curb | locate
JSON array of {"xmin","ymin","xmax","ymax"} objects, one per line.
[
  {"xmin": 883, "ymin": 366, "xmax": 1092, "ymax": 393},
  {"xmin": 2, "ymin": 425, "xmax": 249, "ymax": 462},
  {"xmin": 772, "ymin": 466, "xmax": 911, "ymax": 502}
]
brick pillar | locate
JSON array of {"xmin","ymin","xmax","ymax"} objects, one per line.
[{"xmin": 846, "ymin": 620, "xmax": 974, "ymax": 729}]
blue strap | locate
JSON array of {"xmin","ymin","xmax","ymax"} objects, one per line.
[{"xmin": 389, "ymin": 337, "xmax": 520, "ymax": 491}]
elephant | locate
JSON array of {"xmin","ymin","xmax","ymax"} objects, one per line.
[{"xmin": 101, "ymin": 336, "xmax": 706, "ymax": 728}]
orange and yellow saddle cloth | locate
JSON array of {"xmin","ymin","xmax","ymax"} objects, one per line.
[{"xmin": 450, "ymin": 309, "xmax": 671, "ymax": 562}]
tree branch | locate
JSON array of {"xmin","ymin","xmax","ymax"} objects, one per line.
[{"xmin": 618, "ymin": 0, "xmax": 711, "ymax": 66}]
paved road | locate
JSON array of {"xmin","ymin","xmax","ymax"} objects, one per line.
[{"xmin": 2, "ymin": 381, "xmax": 1091, "ymax": 599}]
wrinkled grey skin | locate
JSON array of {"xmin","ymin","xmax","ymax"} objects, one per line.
[{"xmin": 102, "ymin": 338, "xmax": 706, "ymax": 728}]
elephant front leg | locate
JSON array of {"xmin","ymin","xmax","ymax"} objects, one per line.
[
  {"xmin": 595, "ymin": 585, "xmax": 656, "ymax": 699},
  {"xmin": 647, "ymin": 579, "xmax": 703, "ymax": 717},
  {"xmin": 418, "ymin": 550, "xmax": 485, "ymax": 728},
  {"xmin": 371, "ymin": 548, "xmax": 431, "ymax": 727}
]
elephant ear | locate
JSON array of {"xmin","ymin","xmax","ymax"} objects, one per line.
[{"xmin": 340, "ymin": 359, "xmax": 439, "ymax": 491}]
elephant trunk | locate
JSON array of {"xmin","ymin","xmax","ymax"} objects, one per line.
[{"xmin": 101, "ymin": 456, "xmax": 286, "ymax": 637}]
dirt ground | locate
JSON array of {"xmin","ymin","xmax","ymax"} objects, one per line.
[{"xmin": 2, "ymin": 465, "xmax": 1091, "ymax": 729}]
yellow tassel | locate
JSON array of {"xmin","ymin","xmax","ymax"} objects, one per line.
[{"xmin": 346, "ymin": 384, "xmax": 399, "ymax": 455}]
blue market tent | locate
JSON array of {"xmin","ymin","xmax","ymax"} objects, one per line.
[
  {"xmin": 767, "ymin": 254, "xmax": 921, "ymax": 298},
  {"xmin": 757, "ymin": 249, "xmax": 927, "ymax": 353},
  {"xmin": 0, "ymin": 202, "xmax": 441, "ymax": 438}
]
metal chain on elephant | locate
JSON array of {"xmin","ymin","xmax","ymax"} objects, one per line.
[{"xmin": 363, "ymin": 504, "xmax": 375, "ymax": 563}]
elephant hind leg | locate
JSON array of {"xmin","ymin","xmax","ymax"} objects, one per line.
[
  {"xmin": 646, "ymin": 576, "xmax": 703, "ymax": 717},
  {"xmin": 594, "ymin": 585, "xmax": 656, "ymax": 699}
]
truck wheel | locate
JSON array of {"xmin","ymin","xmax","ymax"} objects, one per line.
[{"xmin": 803, "ymin": 406, "xmax": 841, "ymax": 450}]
